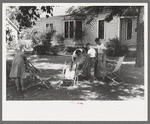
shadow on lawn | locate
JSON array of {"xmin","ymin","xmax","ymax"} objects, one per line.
[
  {"xmin": 6, "ymin": 74, "xmax": 144, "ymax": 100},
  {"xmin": 6, "ymin": 55, "xmax": 144, "ymax": 100}
]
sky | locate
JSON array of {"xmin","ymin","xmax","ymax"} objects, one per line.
[{"xmin": 40, "ymin": 6, "xmax": 72, "ymax": 18}]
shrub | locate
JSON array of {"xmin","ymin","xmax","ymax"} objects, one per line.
[
  {"xmin": 33, "ymin": 44, "xmax": 51, "ymax": 55},
  {"xmin": 106, "ymin": 36, "xmax": 129, "ymax": 57},
  {"xmin": 50, "ymin": 45, "xmax": 59, "ymax": 55},
  {"xmin": 55, "ymin": 34, "xmax": 65, "ymax": 44}
]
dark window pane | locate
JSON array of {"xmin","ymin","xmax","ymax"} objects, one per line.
[
  {"xmin": 50, "ymin": 23, "xmax": 53, "ymax": 30},
  {"xmin": 46, "ymin": 23, "xmax": 49, "ymax": 28},
  {"xmin": 65, "ymin": 22, "xmax": 68, "ymax": 38},
  {"xmin": 98, "ymin": 20, "xmax": 104, "ymax": 39},
  {"xmin": 70, "ymin": 21, "xmax": 74, "ymax": 38},
  {"xmin": 127, "ymin": 18, "xmax": 132, "ymax": 39},
  {"xmin": 75, "ymin": 21, "xmax": 82, "ymax": 39}
]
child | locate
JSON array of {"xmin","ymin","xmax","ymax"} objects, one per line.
[
  {"xmin": 86, "ymin": 43, "xmax": 96, "ymax": 82},
  {"xmin": 64, "ymin": 61, "xmax": 77, "ymax": 80}
]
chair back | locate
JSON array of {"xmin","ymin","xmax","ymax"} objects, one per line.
[
  {"xmin": 112, "ymin": 56, "xmax": 125, "ymax": 73},
  {"xmin": 72, "ymin": 48, "xmax": 87, "ymax": 62}
]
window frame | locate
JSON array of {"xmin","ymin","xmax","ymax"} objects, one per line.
[
  {"xmin": 63, "ymin": 20, "xmax": 82, "ymax": 39},
  {"xmin": 97, "ymin": 19, "xmax": 106, "ymax": 40},
  {"xmin": 45, "ymin": 22, "xmax": 54, "ymax": 30}
]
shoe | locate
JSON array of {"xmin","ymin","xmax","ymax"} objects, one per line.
[
  {"xmin": 90, "ymin": 79, "xmax": 94, "ymax": 82},
  {"xmin": 21, "ymin": 88, "xmax": 27, "ymax": 92},
  {"xmin": 17, "ymin": 88, "xmax": 21, "ymax": 92}
]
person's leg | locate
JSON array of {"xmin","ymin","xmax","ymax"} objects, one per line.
[
  {"xmin": 20, "ymin": 78, "xmax": 26, "ymax": 91},
  {"xmin": 95, "ymin": 55, "xmax": 101, "ymax": 79},
  {"xmin": 94, "ymin": 58, "xmax": 98, "ymax": 78},
  {"xmin": 90, "ymin": 58, "xmax": 95, "ymax": 82},
  {"xmin": 19, "ymin": 66, "xmax": 26, "ymax": 91},
  {"xmin": 98, "ymin": 54, "xmax": 103, "ymax": 78},
  {"xmin": 15, "ymin": 78, "xmax": 21, "ymax": 91},
  {"xmin": 103, "ymin": 54, "xmax": 106, "ymax": 68},
  {"xmin": 87, "ymin": 59, "xmax": 92, "ymax": 79}
]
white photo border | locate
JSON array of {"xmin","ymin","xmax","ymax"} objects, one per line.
[{"xmin": 2, "ymin": 3, "xmax": 148, "ymax": 121}]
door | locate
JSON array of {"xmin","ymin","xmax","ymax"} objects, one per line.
[{"xmin": 120, "ymin": 18, "xmax": 137, "ymax": 46}]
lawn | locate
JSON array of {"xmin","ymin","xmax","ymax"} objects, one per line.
[{"xmin": 6, "ymin": 52, "xmax": 144, "ymax": 100}]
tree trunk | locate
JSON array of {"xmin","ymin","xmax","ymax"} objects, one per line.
[{"xmin": 135, "ymin": 7, "xmax": 144, "ymax": 68}]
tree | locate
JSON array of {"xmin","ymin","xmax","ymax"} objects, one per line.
[
  {"xmin": 6, "ymin": 6, "xmax": 54, "ymax": 29},
  {"xmin": 67, "ymin": 6, "xmax": 144, "ymax": 68},
  {"xmin": 135, "ymin": 6, "xmax": 144, "ymax": 68},
  {"xmin": 67, "ymin": 6, "xmax": 138, "ymax": 24}
]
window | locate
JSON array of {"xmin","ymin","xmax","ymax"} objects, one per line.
[
  {"xmin": 46, "ymin": 23, "xmax": 53, "ymax": 30},
  {"xmin": 50, "ymin": 23, "xmax": 53, "ymax": 30},
  {"xmin": 46, "ymin": 23, "xmax": 49, "ymax": 28},
  {"xmin": 65, "ymin": 22, "xmax": 69, "ymax": 38},
  {"xmin": 70, "ymin": 21, "xmax": 74, "ymax": 38},
  {"xmin": 75, "ymin": 21, "xmax": 82, "ymax": 39},
  {"xmin": 64, "ymin": 20, "xmax": 82, "ymax": 39},
  {"xmin": 127, "ymin": 18, "xmax": 132, "ymax": 39},
  {"xmin": 98, "ymin": 20, "xmax": 104, "ymax": 39}
]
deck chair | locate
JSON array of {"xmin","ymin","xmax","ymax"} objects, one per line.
[
  {"xmin": 100, "ymin": 56, "xmax": 125, "ymax": 85},
  {"xmin": 58, "ymin": 61, "xmax": 79, "ymax": 87},
  {"xmin": 26, "ymin": 60, "xmax": 51, "ymax": 89}
]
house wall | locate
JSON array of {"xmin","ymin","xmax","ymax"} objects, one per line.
[
  {"xmin": 83, "ymin": 14, "xmax": 119, "ymax": 47},
  {"xmin": 38, "ymin": 14, "xmax": 137, "ymax": 48}
]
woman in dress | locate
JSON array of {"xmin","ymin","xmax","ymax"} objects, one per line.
[{"xmin": 9, "ymin": 45, "xmax": 27, "ymax": 91}]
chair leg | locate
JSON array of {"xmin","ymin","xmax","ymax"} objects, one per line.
[
  {"xmin": 113, "ymin": 73, "xmax": 125, "ymax": 84},
  {"xmin": 43, "ymin": 81, "xmax": 51, "ymax": 88},
  {"xmin": 106, "ymin": 74, "xmax": 124, "ymax": 85},
  {"xmin": 76, "ymin": 76, "xmax": 78, "ymax": 85},
  {"xmin": 102, "ymin": 76, "xmax": 105, "ymax": 81}
]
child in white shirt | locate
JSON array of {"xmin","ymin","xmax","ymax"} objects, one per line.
[{"xmin": 86, "ymin": 43, "xmax": 96, "ymax": 82}]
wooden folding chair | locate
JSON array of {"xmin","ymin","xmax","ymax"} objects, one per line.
[
  {"xmin": 26, "ymin": 60, "xmax": 52, "ymax": 89},
  {"xmin": 100, "ymin": 56, "xmax": 125, "ymax": 85}
]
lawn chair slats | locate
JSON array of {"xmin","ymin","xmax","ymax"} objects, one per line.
[
  {"xmin": 26, "ymin": 60, "xmax": 51, "ymax": 89},
  {"xmin": 100, "ymin": 56, "xmax": 125, "ymax": 85}
]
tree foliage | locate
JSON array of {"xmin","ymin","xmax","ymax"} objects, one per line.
[
  {"xmin": 6, "ymin": 6, "xmax": 54, "ymax": 29},
  {"xmin": 67, "ymin": 6, "xmax": 139, "ymax": 24}
]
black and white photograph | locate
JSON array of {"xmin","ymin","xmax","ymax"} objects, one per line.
[{"xmin": 2, "ymin": 3, "xmax": 148, "ymax": 121}]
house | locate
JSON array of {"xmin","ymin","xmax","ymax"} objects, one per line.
[
  {"xmin": 36, "ymin": 13, "xmax": 137, "ymax": 49},
  {"xmin": 6, "ymin": 17, "xmax": 19, "ymax": 45}
]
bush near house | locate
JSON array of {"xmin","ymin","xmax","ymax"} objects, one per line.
[
  {"xmin": 55, "ymin": 34, "xmax": 65, "ymax": 44},
  {"xmin": 20, "ymin": 28, "xmax": 59, "ymax": 55},
  {"xmin": 55, "ymin": 34, "xmax": 65, "ymax": 51},
  {"xmin": 106, "ymin": 37, "xmax": 129, "ymax": 57}
]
